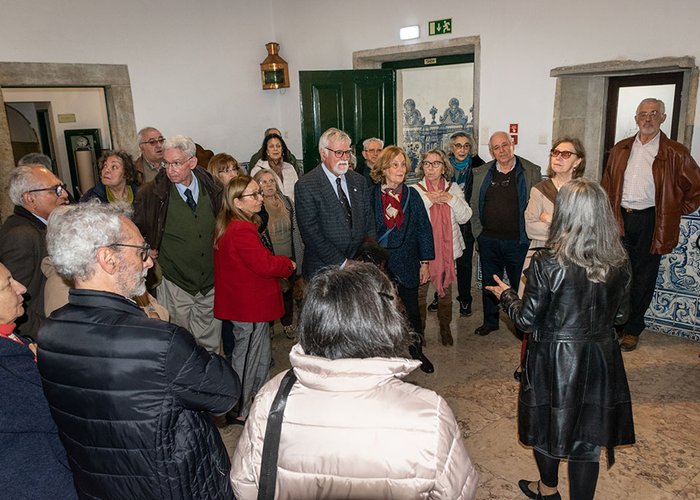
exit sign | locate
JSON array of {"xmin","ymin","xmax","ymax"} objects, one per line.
[{"xmin": 429, "ymin": 18, "xmax": 452, "ymax": 36}]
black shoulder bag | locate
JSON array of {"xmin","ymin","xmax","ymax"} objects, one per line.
[{"xmin": 257, "ymin": 369, "xmax": 297, "ymax": 500}]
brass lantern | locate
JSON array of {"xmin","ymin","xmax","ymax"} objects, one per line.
[{"xmin": 260, "ymin": 42, "xmax": 290, "ymax": 90}]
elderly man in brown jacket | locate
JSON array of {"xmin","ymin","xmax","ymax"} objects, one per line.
[{"xmin": 601, "ymin": 97, "xmax": 700, "ymax": 352}]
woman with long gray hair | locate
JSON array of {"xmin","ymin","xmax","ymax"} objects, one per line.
[
  {"xmin": 231, "ymin": 263, "xmax": 479, "ymax": 499},
  {"xmin": 486, "ymin": 178, "xmax": 633, "ymax": 500}
]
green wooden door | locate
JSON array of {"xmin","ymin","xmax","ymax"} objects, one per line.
[{"xmin": 299, "ymin": 70, "xmax": 395, "ymax": 173}]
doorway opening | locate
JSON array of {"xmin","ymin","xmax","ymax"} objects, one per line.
[{"xmin": 0, "ymin": 62, "xmax": 136, "ymax": 220}]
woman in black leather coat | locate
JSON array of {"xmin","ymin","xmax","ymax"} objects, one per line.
[{"xmin": 486, "ymin": 178, "xmax": 633, "ymax": 500}]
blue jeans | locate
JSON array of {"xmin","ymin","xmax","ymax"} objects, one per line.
[{"xmin": 478, "ymin": 235, "xmax": 529, "ymax": 327}]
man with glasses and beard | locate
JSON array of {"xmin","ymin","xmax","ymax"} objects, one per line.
[
  {"xmin": 602, "ymin": 97, "xmax": 700, "ymax": 352},
  {"xmin": 0, "ymin": 165, "xmax": 69, "ymax": 339},
  {"xmin": 38, "ymin": 202, "xmax": 239, "ymax": 500},
  {"xmin": 295, "ymin": 127, "xmax": 375, "ymax": 279}
]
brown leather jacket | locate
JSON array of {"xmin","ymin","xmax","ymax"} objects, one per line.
[
  {"xmin": 601, "ymin": 132, "xmax": 700, "ymax": 254},
  {"xmin": 132, "ymin": 166, "xmax": 222, "ymax": 250}
]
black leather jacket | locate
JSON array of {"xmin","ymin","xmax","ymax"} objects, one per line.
[
  {"xmin": 500, "ymin": 249, "xmax": 635, "ymax": 457},
  {"xmin": 501, "ymin": 249, "xmax": 630, "ymax": 341}
]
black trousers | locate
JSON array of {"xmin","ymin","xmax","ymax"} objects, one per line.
[
  {"xmin": 455, "ymin": 224, "xmax": 475, "ymax": 305},
  {"xmin": 396, "ymin": 282, "xmax": 422, "ymax": 336},
  {"xmin": 621, "ymin": 207, "xmax": 661, "ymax": 337}
]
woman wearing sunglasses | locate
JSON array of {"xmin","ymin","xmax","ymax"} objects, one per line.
[
  {"xmin": 213, "ymin": 175, "xmax": 295, "ymax": 425},
  {"xmin": 513, "ymin": 138, "xmax": 586, "ymax": 380},
  {"xmin": 524, "ymin": 137, "xmax": 586, "ymax": 270}
]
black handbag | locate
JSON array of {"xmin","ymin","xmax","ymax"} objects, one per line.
[{"xmin": 257, "ymin": 369, "xmax": 297, "ymax": 500}]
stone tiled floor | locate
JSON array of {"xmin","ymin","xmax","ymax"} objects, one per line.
[{"xmin": 220, "ymin": 295, "xmax": 700, "ymax": 499}]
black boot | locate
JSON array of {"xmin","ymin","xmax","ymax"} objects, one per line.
[
  {"xmin": 409, "ymin": 342, "xmax": 434, "ymax": 374},
  {"xmin": 427, "ymin": 292, "xmax": 438, "ymax": 312}
]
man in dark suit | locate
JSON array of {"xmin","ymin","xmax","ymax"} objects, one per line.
[{"xmin": 295, "ymin": 127, "xmax": 375, "ymax": 279}]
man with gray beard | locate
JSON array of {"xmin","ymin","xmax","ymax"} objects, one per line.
[
  {"xmin": 37, "ymin": 202, "xmax": 239, "ymax": 500},
  {"xmin": 295, "ymin": 127, "xmax": 375, "ymax": 278}
]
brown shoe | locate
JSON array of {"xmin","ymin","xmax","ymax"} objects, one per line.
[
  {"xmin": 620, "ymin": 334, "xmax": 639, "ymax": 352},
  {"xmin": 440, "ymin": 327, "xmax": 454, "ymax": 346}
]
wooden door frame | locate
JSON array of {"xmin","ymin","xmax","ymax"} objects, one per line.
[{"xmin": 604, "ymin": 72, "xmax": 684, "ymax": 157}]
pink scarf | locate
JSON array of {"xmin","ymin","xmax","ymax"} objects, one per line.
[{"xmin": 426, "ymin": 178, "xmax": 455, "ymax": 297}]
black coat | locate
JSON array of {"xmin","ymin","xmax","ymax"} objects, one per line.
[
  {"xmin": 37, "ymin": 289, "xmax": 240, "ymax": 499},
  {"xmin": 0, "ymin": 337, "xmax": 77, "ymax": 499},
  {"xmin": 371, "ymin": 184, "xmax": 434, "ymax": 288},
  {"xmin": 500, "ymin": 249, "xmax": 634, "ymax": 457}
]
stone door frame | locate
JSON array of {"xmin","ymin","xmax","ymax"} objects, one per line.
[
  {"xmin": 0, "ymin": 62, "xmax": 136, "ymax": 220},
  {"xmin": 550, "ymin": 56, "xmax": 698, "ymax": 181}
]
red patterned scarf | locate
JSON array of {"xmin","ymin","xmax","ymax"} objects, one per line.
[{"xmin": 381, "ymin": 185, "xmax": 404, "ymax": 229}]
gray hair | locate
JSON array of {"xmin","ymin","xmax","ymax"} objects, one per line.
[
  {"xmin": 416, "ymin": 148, "xmax": 454, "ymax": 180},
  {"xmin": 362, "ymin": 137, "xmax": 384, "ymax": 150},
  {"xmin": 264, "ymin": 127, "xmax": 281, "ymax": 136},
  {"xmin": 318, "ymin": 127, "xmax": 352, "ymax": 153},
  {"xmin": 136, "ymin": 126, "xmax": 161, "ymax": 146},
  {"xmin": 8, "ymin": 165, "xmax": 50, "ymax": 206},
  {"xmin": 636, "ymin": 98, "xmax": 666, "ymax": 115},
  {"xmin": 47, "ymin": 201, "xmax": 132, "ymax": 282},
  {"xmin": 546, "ymin": 178, "xmax": 628, "ymax": 283},
  {"xmin": 162, "ymin": 135, "xmax": 196, "ymax": 158},
  {"xmin": 450, "ymin": 131, "xmax": 474, "ymax": 146},
  {"xmin": 489, "ymin": 130, "xmax": 513, "ymax": 148},
  {"xmin": 18, "ymin": 153, "xmax": 53, "ymax": 169},
  {"xmin": 297, "ymin": 263, "xmax": 410, "ymax": 360}
]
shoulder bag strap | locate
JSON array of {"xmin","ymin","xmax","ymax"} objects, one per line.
[
  {"xmin": 257, "ymin": 369, "xmax": 297, "ymax": 500},
  {"xmin": 534, "ymin": 179, "xmax": 559, "ymax": 205}
]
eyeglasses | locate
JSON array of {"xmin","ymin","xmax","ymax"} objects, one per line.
[
  {"xmin": 26, "ymin": 183, "xmax": 67, "ymax": 197},
  {"xmin": 453, "ymin": 143, "xmax": 471, "ymax": 150},
  {"xmin": 421, "ymin": 160, "xmax": 445, "ymax": 169},
  {"xmin": 140, "ymin": 137, "xmax": 165, "ymax": 146},
  {"xmin": 550, "ymin": 149, "xmax": 578, "ymax": 160},
  {"xmin": 636, "ymin": 110, "xmax": 661, "ymax": 120},
  {"xmin": 221, "ymin": 167, "xmax": 239, "ymax": 174},
  {"xmin": 324, "ymin": 147, "xmax": 353, "ymax": 159},
  {"xmin": 109, "ymin": 242, "xmax": 151, "ymax": 262},
  {"xmin": 364, "ymin": 148, "xmax": 382, "ymax": 154},
  {"xmin": 164, "ymin": 156, "xmax": 193, "ymax": 169},
  {"xmin": 240, "ymin": 190, "xmax": 263, "ymax": 199},
  {"xmin": 490, "ymin": 178, "xmax": 511, "ymax": 187}
]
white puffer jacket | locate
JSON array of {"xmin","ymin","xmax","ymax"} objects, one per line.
[{"xmin": 231, "ymin": 344, "xmax": 479, "ymax": 499}]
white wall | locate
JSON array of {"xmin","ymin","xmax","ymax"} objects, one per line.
[
  {"xmin": 274, "ymin": 0, "xmax": 700, "ymax": 163},
  {"xmin": 0, "ymin": 0, "xmax": 277, "ymax": 162},
  {"xmin": 2, "ymin": 0, "xmax": 700, "ymax": 166}
]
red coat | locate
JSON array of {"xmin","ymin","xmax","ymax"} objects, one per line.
[{"xmin": 214, "ymin": 219, "xmax": 294, "ymax": 322}]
